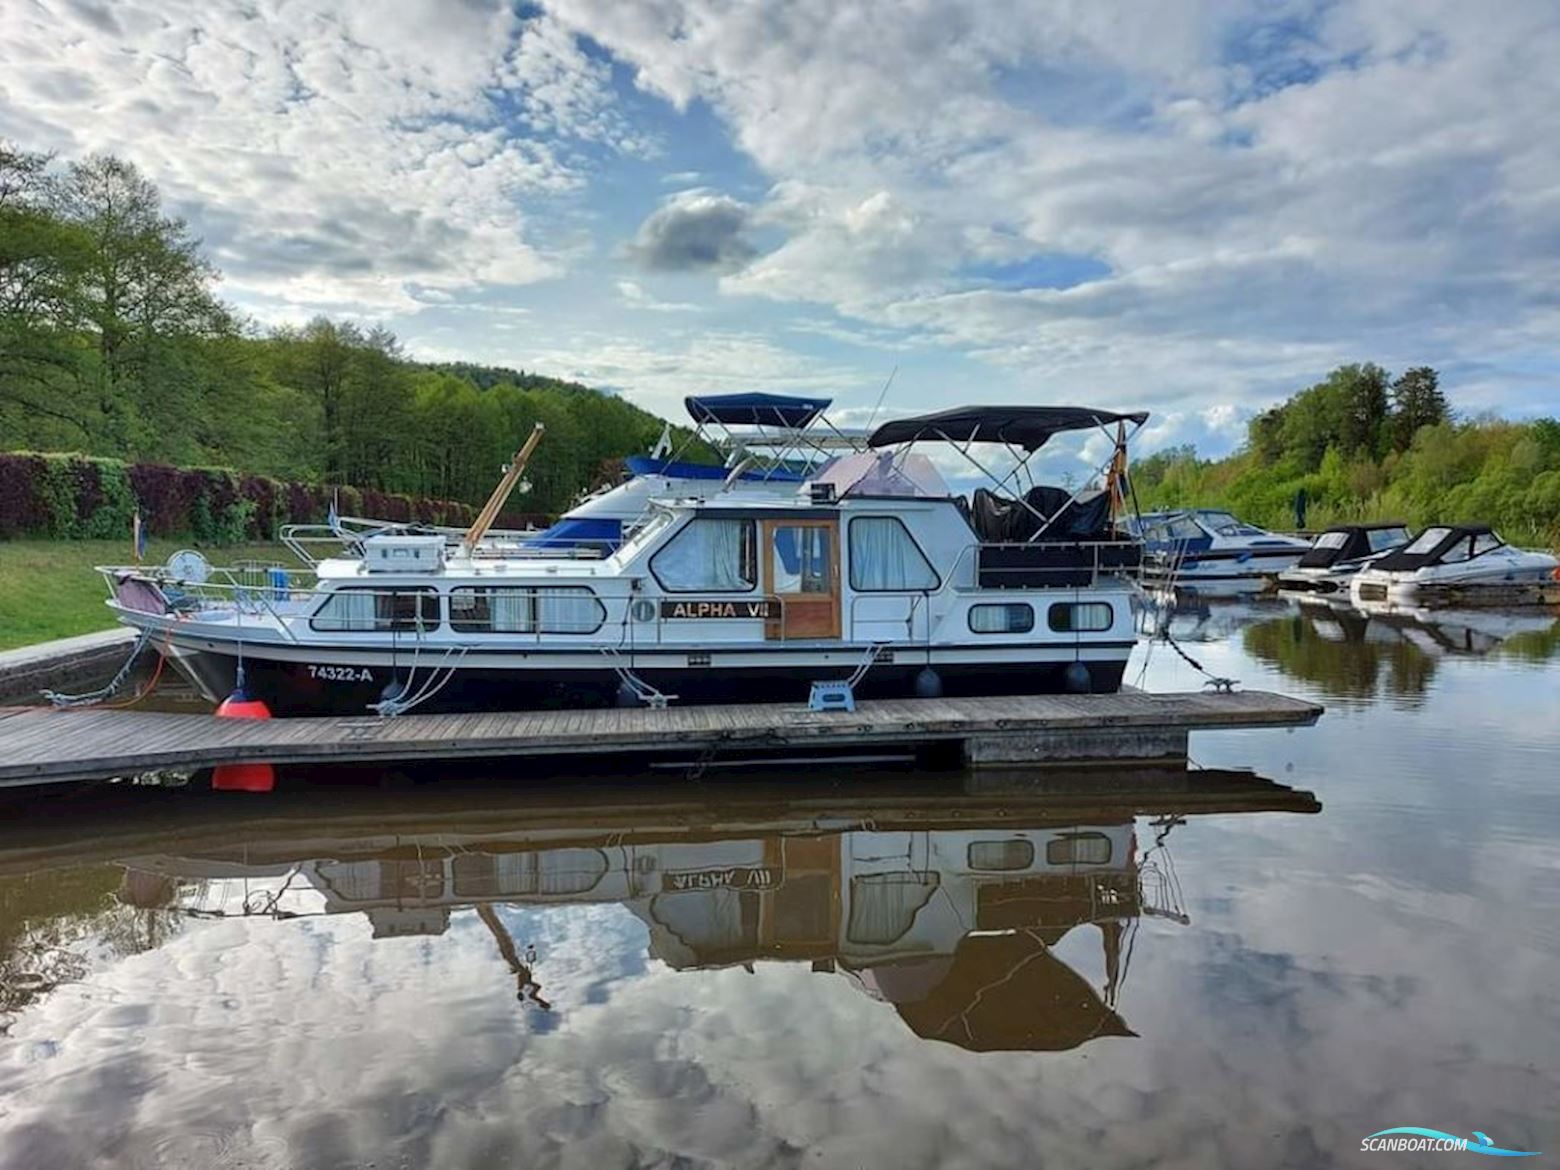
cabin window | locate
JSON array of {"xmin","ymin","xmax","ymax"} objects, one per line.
[
  {"xmin": 311, "ymin": 588, "xmax": 439, "ymax": 632},
  {"xmin": 1368, "ymin": 527, "xmax": 1410, "ymax": 552},
  {"xmin": 1048, "ymin": 602, "xmax": 1113, "ymax": 632},
  {"xmin": 452, "ymin": 848, "xmax": 609, "ymax": 897},
  {"xmin": 1314, "ymin": 531, "xmax": 1350, "ymax": 550},
  {"xmin": 1471, "ymin": 532, "xmax": 1502, "ymax": 556},
  {"xmin": 848, "ymin": 517, "xmax": 939, "ymax": 591},
  {"xmin": 969, "ymin": 602, "xmax": 1034, "ymax": 634},
  {"xmin": 1046, "ymin": 832, "xmax": 1113, "ymax": 865},
  {"xmin": 772, "ymin": 525, "xmax": 833, "ymax": 594},
  {"xmin": 449, "ymin": 587, "xmax": 605, "ymax": 634},
  {"xmin": 651, "ymin": 518, "xmax": 757, "ymax": 592},
  {"xmin": 968, "ymin": 839, "xmax": 1035, "ymax": 871},
  {"xmin": 845, "ymin": 872, "xmax": 940, "ymax": 945}
]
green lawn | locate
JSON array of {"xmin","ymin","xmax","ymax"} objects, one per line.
[{"xmin": 0, "ymin": 539, "xmax": 292, "ymax": 651}]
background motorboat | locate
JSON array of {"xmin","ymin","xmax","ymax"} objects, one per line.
[
  {"xmin": 1130, "ymin": 509, "xmax": 1309, "ymax": 593},
  {"xmin": 1351, "ymin": 524, "xmax": 1559, "ymax": 604},
  {"xmin": 1277, "ymin": 522, "xmax": 1412, "ymax": 594}
]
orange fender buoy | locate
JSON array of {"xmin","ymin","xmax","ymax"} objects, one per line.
[{"xmin": 212, "ymin": 686, "xmax": 275, "ymax": 793}]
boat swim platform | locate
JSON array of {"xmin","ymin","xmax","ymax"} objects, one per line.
[{"xmin": 0, "ymin": 690, "xmax": 1322, "ymax": 790}]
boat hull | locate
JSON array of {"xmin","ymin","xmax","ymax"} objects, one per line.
[{"xmin": 167, "ymin": 643, "xmax": 1131, "ymax": 716}]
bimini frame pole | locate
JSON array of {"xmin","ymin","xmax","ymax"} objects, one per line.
[{"xmin": 463, "ymin": 422, "xmax": 545, "ymax": 554}]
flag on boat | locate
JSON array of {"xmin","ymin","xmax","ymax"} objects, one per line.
[{"xmin": 132, "ymin": 508, "xmax": 147, "ymax": 562}]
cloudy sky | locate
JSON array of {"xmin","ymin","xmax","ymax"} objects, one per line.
[{"xmin": 2, "ymin": 0, "xmax": 1557, "ymax": 456}]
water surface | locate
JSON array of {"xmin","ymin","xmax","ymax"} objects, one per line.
[{"xmin": 1, "ymin": 598, "xmax": 1556, "ymax": 1169}]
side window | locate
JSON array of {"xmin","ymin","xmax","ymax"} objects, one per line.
[
  {"xmin": 312, "ymin": 589, "xmax": 438, "ymax": 632},
  {"xmin": 1045, "ymin": 832, "xmax": 1113, "ymax": 865},
  {"xmin": 968, "ymin": 840, "xmax": 1035, "ymax": 871},
  {"xmin": 1470, "ymin": 533, "xmax": 1501, "ymax": 556},
  {"xmin": 1440, "ymin": 537, "xmax": 1472, "ymax": 563},
  {"xmin": 651, "ymin": 518, "xmax": 756, "ymax": 592},
  {"xmin": 449, "ymin": 587, "xmax": 605, "ymax": 634},
  {"xmin": 1048, "ymin": 602, "xmax": 1113, "ymax": 632},
  {"xmin": 969, "ymin": 603, "xmax": 1034, "ymax": 634},
  {"xmin": 849, "ymin": 517, "xmax": 938, "ymax": 591}
]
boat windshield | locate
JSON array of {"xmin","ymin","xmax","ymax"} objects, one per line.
[
  {"xmin": 1198, "ymin": 511, "xmax": 1261, "ymax": 537},
  {"xmin": 1313, "ymin": 531, "xmax": 1350, "ymax": 549},
  {"xmin": 1368, "ymin": 527, "xmax": 1410, "ymax": 552},
  {"xmin": 616, "ymin": 508, "xmax": 676, "ymax": 556},
  {"xmin": 1402, "ymin": 527, "xmax": 1452, "ymax": 555}
]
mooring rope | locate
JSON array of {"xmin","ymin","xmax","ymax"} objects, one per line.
[{"xmin": 42, "ymin": 627, "xmax": 155, "ymax": 708}]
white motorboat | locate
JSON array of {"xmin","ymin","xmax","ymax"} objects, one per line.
[
  {"xmin": 1129, "ymin": 509, "xmax": 1310, "ymax": 593},
  {"xmin": 1276, "ymin": 522, "xmax": 1412, "ymax": 594},
  {"xmin": 1350, "ymin": 524, "xmax": 1559, "ymax": 605},
  {"xmin": 97, "ymin": 404, "xmax": 1150, "ymax": 715}
]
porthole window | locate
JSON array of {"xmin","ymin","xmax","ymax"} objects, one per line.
[
  {"xmin": 969, "ymin": 603, "xmax": 1034, "ymax": 634},
  {"xmin": 1047, "ymin": 602, "xmax": 1113, "ymax": 633}
]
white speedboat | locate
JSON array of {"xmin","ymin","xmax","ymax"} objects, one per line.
[
  {"xmin": 1276, "ymin": 522, "xmax": 1412, "ymax": 594},
  {"xmin": 1350, "ymin": 525, "xmax": 1559, "ymax": 605},
  {"xmin": 1130, "ymin": 509, "xmax": 1309, "ymax": 593},
  {"xmin": 98, "ymin": 404, "xmax": 1149, "ymax": 715}
]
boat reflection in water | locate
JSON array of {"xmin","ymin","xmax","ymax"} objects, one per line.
[
  {"xmin": 32, "ymin": 769, "xmax": 1325, "ymax": 1057},
  {"xmin": 1242, "ymin": 596, "xmax": 1560, "ymax": 702}
]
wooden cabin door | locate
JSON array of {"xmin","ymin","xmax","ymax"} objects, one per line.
[{"xmin": 761, "ymin": 519, "xmax": 841, "ymax": 639}]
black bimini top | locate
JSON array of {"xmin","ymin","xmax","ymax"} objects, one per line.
[
  {"xmin": 1296, "ymin": 522, "xmax": 1411, "ymax": 569},
  {"xmin": 1370, "ymin": 524, "xmax": 1497, "ymax": 572},
  {"xmin": 867, "ymin": 405, "xmax": 1149, "ymax": 452}
]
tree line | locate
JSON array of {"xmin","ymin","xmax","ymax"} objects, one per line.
[
  {"xmin": 1, "ymin": 141, "xmax": 702, "ymax": 517},
  {"xmin": 1131, "ymin": 364, "xmax": 1560, "ymax": 547}
]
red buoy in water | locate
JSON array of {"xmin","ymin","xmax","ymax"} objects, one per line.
[{"xmin": 211, "ymin": 684, "xmax": 275, "ymax": 793}]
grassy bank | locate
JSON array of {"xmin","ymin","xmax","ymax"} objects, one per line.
[{"xmin": 0, "ymin": 540, "xmax": 289, "ymax": 651}]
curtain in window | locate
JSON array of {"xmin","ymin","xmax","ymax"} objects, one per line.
[
  {"xmin": 845, "ymin": 872, "xmax": 939, "ymax": 945},
  {"xmin": 491, "ymin": 590, "xmax": 531, "ymax": 632},
  {"xmin": 850, "ymin": 518, "xmax": 936, "ymax": 590},
  {"xmin": 317, "ymin": 590, "xmax": 376, "ymax": 630},
  {"xmin": 651, "ymin": 890, "xmax": 757, "ymax": 951},
  {"xmin": 537, "ymin": 590, "xmax": 601, "ymax": 633},
  {"xmin": 657, "ymin": 519, "xmax": 751, "ymax": 590}
]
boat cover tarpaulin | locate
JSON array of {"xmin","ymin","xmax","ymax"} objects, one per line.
[
  {"xmin": 1369, "ymin": 524, "xmax": 1495, "ymax": 572},
  {"xmin": 685, "ymin": 393, "xmax": 831, "ymax": 429},
  {"xmin": 869, "ymin": 405, "xmax": 1149, "ymax": 451}
]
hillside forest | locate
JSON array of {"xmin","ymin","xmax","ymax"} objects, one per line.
[
  {"xmin": 1130, "ymin": 363, "xmax": 1560, "ymax": 547},
  {"xmin": 0, "ymin": 141, "xmax": 702, "ymax": 516}
]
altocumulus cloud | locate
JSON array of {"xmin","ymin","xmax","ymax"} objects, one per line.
[{"xmin": 628, "ymin": 190, "xmax": 758, "ymax": 273}]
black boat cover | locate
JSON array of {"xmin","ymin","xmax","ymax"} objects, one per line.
[
  {"xmin": 1295, "ymin": 522, "xmax": 1409, "ymax": 569},
  {"xmin": 868, "ymin": 405, "xmax": 1149, "ymax": 451},
  {"xmin": 685, "ymin": 393, "xmax": 831, "ymax": 429},
  {"xmin": 1369, "ymin": 524, "xmax": 1496, "ymax": 572}
]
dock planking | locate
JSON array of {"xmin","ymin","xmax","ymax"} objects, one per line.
[{"xmin": 0, "ymin": 690, "xmax": 1323, "ymax": 789}]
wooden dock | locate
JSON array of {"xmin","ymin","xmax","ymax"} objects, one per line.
[{"xmin": 0, "ymin": 690, "xmax": 1322, "ymax": 789}]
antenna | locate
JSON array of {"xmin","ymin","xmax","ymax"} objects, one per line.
[{"xmin": 864, "ymin": 365, "xmax": 898, "ymax": 431}]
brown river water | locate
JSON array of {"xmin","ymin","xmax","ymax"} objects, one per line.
[{"xmin": 0, "ymin": 597, "xmax": 1556, "ymax": 1169}]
